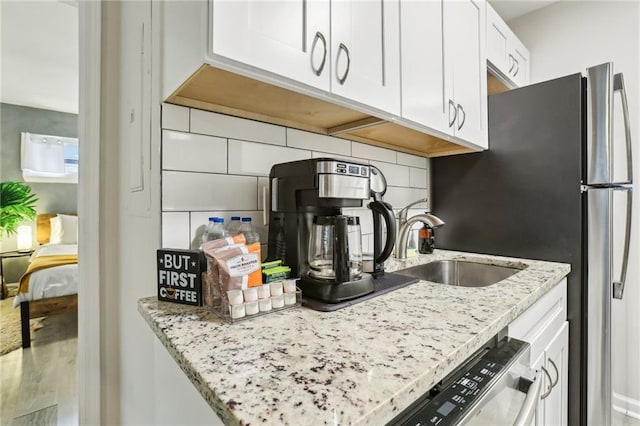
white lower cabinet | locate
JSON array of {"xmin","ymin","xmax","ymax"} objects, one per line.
[
  {"xmin": 539, "ymin": 323, "xmax": 569, "ymax": 426},
  {"xmin": 509, "ymin": 278, "xmax": 569, "ymax": 426}
]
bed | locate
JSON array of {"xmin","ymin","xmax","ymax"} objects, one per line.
[{"xmin": 15, "ymin": 213, "xmax": 78, "ymax": 347}]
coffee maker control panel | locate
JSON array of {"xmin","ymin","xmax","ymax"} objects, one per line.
[{"xmin": 317, "ymin": 160, "xmax": 369, "ymax": 178}]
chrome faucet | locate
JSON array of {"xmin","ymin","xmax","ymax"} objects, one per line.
[{"xmin": 396, "ymin": 213, "xmax": 445, "ymax": 259}]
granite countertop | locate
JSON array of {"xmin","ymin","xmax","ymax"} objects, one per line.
[{"xmin": 139, "ymin": 250, "xmax": 570, "ymax": 425}]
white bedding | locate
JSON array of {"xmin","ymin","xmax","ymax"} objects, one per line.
[{"xmin": 13, "ymin": 244, "xmax": 78, "ymax": 307}]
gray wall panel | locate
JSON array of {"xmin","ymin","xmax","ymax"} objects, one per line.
[{"xmin": 0, "ymin": 103, "xmax": 78, "ymax": 214}]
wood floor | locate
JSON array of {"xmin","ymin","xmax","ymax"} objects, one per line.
[{"xmin": 0, "ymin": 311, "xmax": 77, "ymax": 426}]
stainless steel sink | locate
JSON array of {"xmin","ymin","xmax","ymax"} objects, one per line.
[{"xmin": 395, "ymin": 260, "xmax": 525, "ymax": 287}]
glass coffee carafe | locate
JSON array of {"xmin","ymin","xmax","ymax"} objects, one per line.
[{"xmin": 308, "ymin": 215, "xmax": 362, "ymax": 283}]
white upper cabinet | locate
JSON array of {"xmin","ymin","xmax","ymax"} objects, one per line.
[
  {"xmin": 444, "ymin": 0, "xmax": 488, "ymax": 148},
  {"xmin": 486, "ymin": 3, "xmax": 530, "ymax": 87},
  {"xmin": 400, "ymin": 0, "xmax": 448, "ymax": 135},
  {"xmin": 400, "ymin": 0, "xmax": 487, "ymax": 149},
  {"xmin": 165, "ymin": 0, "xmax": 491, "ymax": 155},
  {"xmin": 211, "ymin": 0, "xmax": 399, "ymax": 115},
  {"xmin": 211, "ymin": 1, "xmax": 331, "ymax": 91},
  {"xmin": 330, "ymin": 0, "xmax": 401, "ymax": 115}
]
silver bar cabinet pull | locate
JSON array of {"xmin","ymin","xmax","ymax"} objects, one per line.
[
  {"xmin": 448, "ymin": 99, "xmax": 457, "ymax": 127},
  {"xmin": 336, "ymin": 43, "xmax": 350, "ymax": 85},
  {"xmin": 457, "ymin": 104, "xmax": 466, "ymax": 130},
  {"xmin": 310, "ymin": 32, "xmax": 327, "ymax": 77}
]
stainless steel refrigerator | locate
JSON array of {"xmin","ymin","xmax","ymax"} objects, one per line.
[{"xmin": 431, "ymin": 62, "xmax": 633, "ymax": 426}]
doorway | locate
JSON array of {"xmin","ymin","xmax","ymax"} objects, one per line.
[{"xmin": 0, "ymin": 1, "xmax": 80, "ymax": 424}]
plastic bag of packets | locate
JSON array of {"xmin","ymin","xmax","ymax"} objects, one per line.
[{"xmin": 201, "ymin": 235, "xmax": 300, "ymax": 322}]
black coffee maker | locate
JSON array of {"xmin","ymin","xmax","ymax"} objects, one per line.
[{"xmin": 266, "ymin": 158, "xmax": 396, "ymax": 303}]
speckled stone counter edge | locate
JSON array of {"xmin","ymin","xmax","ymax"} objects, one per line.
[{"xmin": 139, "ymin": 249, "xmax": 570, "ymax": 425}]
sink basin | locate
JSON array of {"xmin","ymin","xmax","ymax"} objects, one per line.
[{"xmin": 395, "ymin": 260, "xmax": 525, "ymax": 287}]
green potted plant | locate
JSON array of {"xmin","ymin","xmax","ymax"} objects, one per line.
[{"xmin": 0, "ymin": 181, "xmax": 39, "ymax": 239}]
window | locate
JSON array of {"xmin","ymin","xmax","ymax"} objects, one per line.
[{"xmin": 21, "ymin": 132, "xmax": 79, "ymax": 183}]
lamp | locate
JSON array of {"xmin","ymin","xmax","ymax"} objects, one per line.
[{"xmin": 17, "ymin": 226, "xmax": 33, "ymax": 252}]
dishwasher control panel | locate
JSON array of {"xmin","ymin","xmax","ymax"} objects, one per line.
[{"xmin": 390, "ymin": 337, "xmax": 528, "ymax": 426}]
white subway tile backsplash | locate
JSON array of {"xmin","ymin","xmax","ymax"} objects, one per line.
[
  {"xmin": 351, "ymin": 142, "xmax": 397, "ymax": 163},
  {"xmin": 162, "ymin": 104, "xmax": 190, "ymax": 132},
  {"xmin": 162, "ymin": 130, "xmax": 227, "ymax": 173},
  {"xmin": 287, "ymin": 129, "xmax": 351, "ymax": 156},
  {"xmin": 228, "ymin": 139, "xmax": 311, "ymax": 176},
  {"xmin": 409, "ymin": 167, "xmax": 428, "ymax": 189},
  {"xmin": 162, "ymin": 212, "xmax": 191, "ymax": 249},
  {"xmin": 370, "ymin": 161, "xmax": 410, "ymax": 187},
  {"xmin": 404, "ymin": 207, "xmax": 430, "ymax": 218},
  {"xmin": 397, "ymin": 152, "xmax": 428, "ymax": 169},
  {"xmin": 384, "ymin": 187, "xmax": 428, "ymax": 210},
  {"xmin": 161, "ymin": 107, "xmax": 436, "ymax": 261},
  {"xmin": 163, "ymin": 171, "xmax": 257, "ymax": 211},
  {"xmin": 190, "ymin": 109, "xmax": 286, "ymax": 146}
]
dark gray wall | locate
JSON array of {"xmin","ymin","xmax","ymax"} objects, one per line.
[{"xmin": 0, "ymin": 103, "xmax": 78, "ymax": 215}]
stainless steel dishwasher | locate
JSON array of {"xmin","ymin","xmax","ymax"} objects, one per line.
[{"xmin": 390, "ymin": 336, "xmax": 542, "ymax": 426}]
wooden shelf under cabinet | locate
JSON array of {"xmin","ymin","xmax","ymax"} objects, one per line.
[{"xmin": 167, "ymin": 65, "xmax": 474, "ymax": 158}]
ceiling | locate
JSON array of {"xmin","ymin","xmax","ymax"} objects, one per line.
[
  {"xmin": 0, "ymin": 1, "xmax": 79, "ymax": 114},
  {"xmin": 490, "ymin": 0, "xmax": 558, "ymax": 21}
]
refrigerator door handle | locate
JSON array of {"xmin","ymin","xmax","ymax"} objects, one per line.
[
  {"xmin": 613, "ymin": 186, "xmax": 632, "ymax": 300},
  {"xmin": 613, "ymin": 73, "xmax": 633, "ymax": 185}
]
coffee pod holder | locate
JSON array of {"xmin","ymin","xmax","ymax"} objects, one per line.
[{"xmin": 206, "ymin": 283, "xmax": 301, "ymax": 324}]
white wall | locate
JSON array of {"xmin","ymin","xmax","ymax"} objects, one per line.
[
  {"xmin": 510, "ymin": 1, "xmax": 640, "ymax": 418},
  {"xmin": 160, "ymin": 105, "xmax": 431, "ymax": 255}
]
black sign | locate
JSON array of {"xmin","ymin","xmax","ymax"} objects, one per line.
[{"xmin": 157, "ymin": 249, "xmax": 203, "ymax": 306}]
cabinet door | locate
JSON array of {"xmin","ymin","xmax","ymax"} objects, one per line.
[
  {"xmin": 486, "ymin": 2, "xmax": 509, "ymax": 72},
  {"xmin": 543, "ymin": 322, "xmax": 569, "ymax": 426},
  {"xmin": 510, "ymin": 36, "xmax": 530, "ymax": 86},
  {"xmin": 211, "ymin": 0, "xmax": 331, "ymax": 91},
  {"xmin": 400, "ymin": 0, "xmax": 448, "ymax": 134},
  {"xmin": 331, "ymin": 0, "xmax": 400, "ymax": 115},
  {"xmin": 444, "ymin": 0, "xmax": 487, "ymax": 147},
  {"xmin": 486, "ymin": 2, "xmax": 530, "ymax": 87}
]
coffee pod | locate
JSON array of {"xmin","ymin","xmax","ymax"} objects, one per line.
[
  {"xmin": 284, "ymin": 292, "xmax": 297, "ymax": 306},
  {"xmin": 227, "ymin": 289, "xmax": 244, "ymax": 305},
  {"xmin": 271, "ymin": 294, "xmax": 284, "ymax": 308},
  {"xmin": 257, "ymin": 285, "xmax": 271, "ymax": 299},
  {"xmin": 245, "ymin": 301, "xmax": 259, "ymax": 315},
  {"xmin": 259, "ymin": 298, "xmax": 272, "ymax": 312},
  {"xmin": 243, "ymin": 287, "xmax": 258, "ymax": 302},
  {"xmin": 270, "ymin": 281, "xmax": 283, "ymax": 296},
  {"xmin": 283, "ymin": 279, "xmax": 297, "ymax": 293},
  {"xmin": 230, "ymin": 303, "xmax": 246, "ymax": 319}
]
